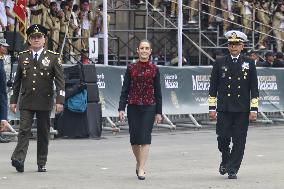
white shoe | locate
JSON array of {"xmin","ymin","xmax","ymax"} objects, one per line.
[
  {"xmin": 188, "ymin": 20, "xmax": 197, "ymax": 24},
  {"xmin": 152, "ymin": 7, "xmax": 161, "ymax": 12},
  {"xmin": 207, "ymin": 25, "xmax": 215, "ymax": 30}
]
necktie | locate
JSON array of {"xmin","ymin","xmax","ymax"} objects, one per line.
[
  {"xmin": 34, "ymin": 53, "xmax": 38, "ymax": 62},
  {"xmin": 233, "ymin": 58, "xmax": 237, "ymax": 63}
]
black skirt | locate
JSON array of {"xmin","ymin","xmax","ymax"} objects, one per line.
[{"xmin": 127, "ymin": 105, "xmax": 156, "ymax": 145}]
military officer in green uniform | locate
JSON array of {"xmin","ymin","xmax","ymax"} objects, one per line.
[
  {"xmin": 208, "ymin": 30, "xmax": 259, "ymax": 179},
  {"xmin": 10, "ymin": 24, "xmax": 65, "ymax": 173}
]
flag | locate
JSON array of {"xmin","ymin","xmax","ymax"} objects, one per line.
[{"xmin": 13, "ymin": 0, "xmax": 27, "ymax": 39}]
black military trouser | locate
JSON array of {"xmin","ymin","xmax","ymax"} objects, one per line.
[
  {"xmin": 216, "ymin": 112, "xmax": 249, "ymax": 174},
  {"xmin": 11, "ymin": 110, "xmax": 50, "ymax": 166}
]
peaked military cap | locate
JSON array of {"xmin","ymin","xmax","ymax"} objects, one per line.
[
  {"xmin": 225, "ymin": 30, "xmax": 248, "ymax": 43},
  {"xmin": 26, "ymin": 24, "xmax": 48, "ymax": 37}
]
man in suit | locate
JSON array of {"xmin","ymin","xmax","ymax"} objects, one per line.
[
  {"xmin": 0, "ymin": 36, "xmax": 10, "ymax": 142},
  {"xmin": 208, "ymin": 30, "xmax": 259, "ymax": 179},
  {"xmin": 10, "ymin": 24, "xmax": 65, "ymax": 173}
]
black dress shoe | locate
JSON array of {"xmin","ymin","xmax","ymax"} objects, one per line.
[
  {"xmin": 38, "ymin": 165, "xmax": 47, "ymax": 172},
  {"xmin": 11, "ymin": 159, "xmax": 24, "ymax": 173},
  {"xmin": 219, "ymin": 163, "xmax": 227, "ymax": 175},
  {"xmin": 228, "ymin": 172, "xmax": 237, "ymax": 179}
]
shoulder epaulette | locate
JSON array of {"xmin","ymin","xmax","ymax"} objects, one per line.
[
  {"xmin": 47, "ymin": 50, "xmax": 59, "ymax": 55},
  {"xmin": 19, "ymin": 50, "xmax": 30, "ymax": 55}
]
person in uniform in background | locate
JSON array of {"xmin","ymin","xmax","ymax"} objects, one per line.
[
  {"xmin": 207, "ymin": 0, "xmax": 216, "ymax": 30},
  {"xmin": 9, "ymin": 24, "xmax": 65, "ymax": 173},
  {"xmin": 257, "ymin": 0, "xmax": 271, "ymax": 49},
  {"xmin": 0, "ymin": 36, "xmax": 10, "ymax": 142},
  {"xmin": 29, "ymin": 0, "xmax": 46, "ymax": 25},
  {"xmin": 45, "ymin": 1, "xmax": 61, "ymax": 51},
  {"xmin": 70, "ymin": 4, "xmax": 81, "ymax": 55},
  {"xmin": 5, "ymin": 0, "xmax": 15, "ymax": 31},
  {"xmin": 0, "ymin": 0, "xmax": 8, "ymax": 31},
  {"xmin": 93, "ymin": 3, "xmax": 110, "ymax": 36},
  {"xmin": 260, "ymin": 51, "xmax": 275, "ymax": 67},
  {"xmin": 272, "ymin": 3, "xmax": 284, "ymax": 52},
  {"xmin": 188, "ymin": 0, "xmax": 199, "ymax": 24},
  {"xmin": 208, "ymin": 30, "xmax": 259, "ymax": 179},
  {"xmin": 118, "ymin": 39, "xmax": 162, "ymax": 180},
  {"xmin": 80, "ymin": 0, "xmax": 93, "ymax": 50},
  {"xmin": 236, "ymin": 0, "xmax": 253, "ymax": 35}
]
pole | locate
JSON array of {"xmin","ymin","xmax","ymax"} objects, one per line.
[
  {"xmin": 178, "ymin": 0, "xmax": 183, "ymax": 67},
  {"xmin": 103, "ymin": 0, "xmax": 108, "ymax": 65}
]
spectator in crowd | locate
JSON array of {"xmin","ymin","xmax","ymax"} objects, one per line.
[
  {"xmin": 0, "ymin": 36, "xmax": 10, "ymax": 142},
  {"xmin": 248, "ymin": 50, "xmax": 262, "ymax": 66},
  {"xmin": 59, "ymin": 1, "xmax": 71, "ymax": 61},
  {"xmin": 71, "ymin": 4, "xmax": 81, "ymax": 55},
  {"xmin": 209, "ymin": 30, "xmax": 259, "ymax": 179},
  {"xmin": 272, "ymin": 3, "xmax": 284, "ymax": 52},
  {"xmin": 257, "ymin": 0, "xmax": 272, "ymax": 49},
  {"xmin": 5, "ymin": 0, "xmax": 15, "ymax": 31},
  {"xmin": 260, "ymin": 51, "xmax": 275, "ymax": 67},
  {"xmin": 118, "ymin": 39, "xmax": 162, "ymax": 180},
  {"xmin": 10, "ymin": 24, "xmax": 65, "ymax": 173},
  {"xmin": 221, "ymin": 0, "xmax": 231, "ymax": 33},
  {"xmin": 29, "ymin": 0, "xmax": 46, "ymax": 25},
  {"xmin": 170, "ymin": 51, "xmax": 187, "ymax": 66},
  {"xmin": 0, "ymin": 0, "xmax": 8, "ymax": 31},
  {"xmin": 42, "ymin": 0, "xmax": 51, "ymax": 49},
  {"xmin": 236, "ymin": 0, "xmax": 253, "ymax": 35},
  {"xmin": 273, "ymin": 52, "xmax": 284, "ymax": 67},
  {"xmin": 188, "ymin": 0, "xmax": 198, "ymax": 24},
  {"xmin": 153, "ymin": 0, "xmax": 161, "ymax": 11},
  {"xmin": 170, "ymin": 0, "xmax": 177, "ymax": 18},
  {"xmin": 80, "ymin": 0, "xmax": 93, "ymax": 50},
  {"xmin": 93, "ymin": 3, "xmax": 110, "ymax": 36},
  {"xmin": 207, "ymin": 0, "xmax": 216, "ymax": 30},
  {"xmin": 45, "ymin": 1, "xmax": 61, "ymax": 51}
]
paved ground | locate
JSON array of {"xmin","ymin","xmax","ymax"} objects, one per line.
[{"xmin": 1, "ymin": 126, "xmax": 284, "ymax": 189}]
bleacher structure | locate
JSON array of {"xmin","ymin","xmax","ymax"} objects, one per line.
[{"xmin": 104, "ymin": 0, "xmax": 282, "ymax": 66}]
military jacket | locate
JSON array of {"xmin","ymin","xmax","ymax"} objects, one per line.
[
  {"xmin": 10, "ymin": 49, "xmax": 65, "ymax": 111},
  {"xmin": 209, "ymin": 55, "xmax": 259, "ymax": 112}
]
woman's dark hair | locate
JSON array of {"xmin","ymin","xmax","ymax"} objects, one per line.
[{"xmin": 138, "ymin": 39, "xmax": 152, "ymax": 49}]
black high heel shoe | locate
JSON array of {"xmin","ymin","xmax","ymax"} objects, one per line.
[{"xmin": 137, "ymin": 175, "xmax": 145, "ymax": 180}]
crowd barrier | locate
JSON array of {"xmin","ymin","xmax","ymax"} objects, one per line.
[{"xmin": 6, "ymin": 65, "xmax": 284, "ymax": 120}]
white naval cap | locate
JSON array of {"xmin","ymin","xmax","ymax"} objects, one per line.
[{"xmin": 224, "ymin": 30, "xmax": 248, "ymax": 43}]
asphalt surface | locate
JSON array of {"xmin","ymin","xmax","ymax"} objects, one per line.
[{"xmin": 1, "ymin": 126, "xmax": 284, "ymax": 189}]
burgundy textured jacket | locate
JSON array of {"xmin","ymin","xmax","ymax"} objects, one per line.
[{"xmin": 118, "ymin": 61, "xmax": 162, "ymax": 114}]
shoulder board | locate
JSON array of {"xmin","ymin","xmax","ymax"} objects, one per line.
[
  {"xmin": 47, "ymin": 50, "xmax": 59, "ymax": 55},
  {"xmin": 19, "ymin": 50, "xmax": 30, "ymax": 55}
]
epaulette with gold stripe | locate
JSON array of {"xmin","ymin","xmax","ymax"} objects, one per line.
[
  {"xmin": 19, "ymin": 50, "xmax": 30, "ymax": 54},
  {"xmin": 47, "ymin": 50, "xmax": 59, "ymax": 55}
]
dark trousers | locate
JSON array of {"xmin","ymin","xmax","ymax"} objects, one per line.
[
  {"xmin": 11, "ymin": 110, "xmax": 50, "ymax": 166},
  {"xmin": 216, "ymin": 112, "xmax": 249, "ymax": 174}
]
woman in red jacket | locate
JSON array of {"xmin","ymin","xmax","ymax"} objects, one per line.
[{"xmin": 118, "ymin": 39, "xmax": 162, "ymax": 180}]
